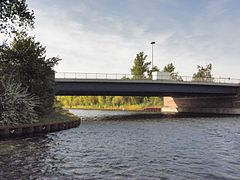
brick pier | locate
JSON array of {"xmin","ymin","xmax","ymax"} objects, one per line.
[{"xmin": 162, "ymin": 88, "xmax": 240, "ymax": 115}]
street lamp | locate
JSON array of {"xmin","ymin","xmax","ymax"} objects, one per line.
[{"xmin": 150, "ymin": 41, "xmax": 156, "ymax": 69}]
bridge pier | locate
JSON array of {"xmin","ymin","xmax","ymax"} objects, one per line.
[{"xmin": 162, "ymin": 89, "xmax": 240, "ymax": 115}]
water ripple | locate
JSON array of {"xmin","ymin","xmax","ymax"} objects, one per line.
[{"xmin": 1, "ymin": 110, "xmax": 240, "ymax": 179}]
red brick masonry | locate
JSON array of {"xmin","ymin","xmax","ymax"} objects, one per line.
[
  {"xmin": 143, "ymin": 108, "xmax": 161, "ymax": 112},
  {"xmin": 163, "ymin": 93, "xmax": 240, "ymax": 115},
  {"xmin": 162, "ymin": 96, "xmax": 240, "ymax": 114}
]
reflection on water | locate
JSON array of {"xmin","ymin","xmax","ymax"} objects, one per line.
[{"xmin": 1, "ymin": 110, "xmax": 240, "ymax": 179}]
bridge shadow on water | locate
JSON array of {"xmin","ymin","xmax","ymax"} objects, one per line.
[{"xmin": 81, "ymin": 111, "xmax": 239, "ymax": 121}]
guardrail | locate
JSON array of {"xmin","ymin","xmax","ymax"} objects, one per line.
[
  {"xmin": 55, "ymin": 72, "xmax": 240, "ymax": 84},
  {"xmin": 56, "ymin": 72, "xmax": 131, "ymax": 80}
]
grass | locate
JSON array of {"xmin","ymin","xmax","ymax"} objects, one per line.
[{"xmin": 39, "ymin": 109, "xmax": 80, "ymax": 123}]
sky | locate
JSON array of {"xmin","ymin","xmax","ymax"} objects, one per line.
[{"xmin": 17, "ymin": 0, "xmax": 240, "ymax": 77}]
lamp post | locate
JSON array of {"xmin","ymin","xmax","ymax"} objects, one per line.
[{"xmin": 150, "ymin": 41, "xmax": 156, "ymax": 69}]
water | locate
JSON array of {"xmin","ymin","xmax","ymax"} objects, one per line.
[{"xmin": 1, "ymin": 110, "xmax": 240, "ymax": 179}]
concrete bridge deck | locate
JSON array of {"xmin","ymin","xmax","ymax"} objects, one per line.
[{"xmin": 55, "ymin": 78, "xmax": 239, "ymax": 97}]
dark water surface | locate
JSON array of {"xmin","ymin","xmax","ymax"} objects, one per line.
[{"xmin": 1, "ymin": 110, "xmax": 240, "ymax": 179}]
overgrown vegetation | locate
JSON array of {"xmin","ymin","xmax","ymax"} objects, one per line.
[
  {"xmin": 0, "ymin": 33, "xmax": 61, "ymax": 125},
  {"xmin": 57, "ymin": 96, "xmax": 163, "ymax": 110},
  {"xmin": 0, "ymin": 0, "xmax": 64, "ymax": 126},
  {"xmin": 0, "ymin": 77, "xmax": 39, "ymax": 125},
  {"xmin": 0, "ymin": 32, "xmax": 61, "ymax": 114}
]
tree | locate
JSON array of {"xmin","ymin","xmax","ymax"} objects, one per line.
[
  {"xmin": 105, "ymin": 96, "xmax": 113, "ymax": 106},
  {"xmin": 0, "ymin": 33, "xmax": 61, "ymax": 115},
  {"xmin": 163, "ymin": 63, "xmax": 175, "ymax": 73},
  {"xmin": 121, "ymin": 76, "xmax": 130, "ymax": 80},
  {"xmin": 112, "ymin": 96, "xmax": 124, "ymax": 107},
  {"xmin": 131, "ymin": 52, "xmax": 151, "ymax": 79},
  {"xmin": 147, "ymin": 65, "xmax": 160, "ymax": 79},
  {"xmin": 163, "ymin": 63, "xmax": 182, "ymax": 81},
  {"xmin": 0, "ymin": 0, "xmax": 35, "ymax": 35},
  {"xmin": 97, "ymin": 96, "xmax": 105, "ymax": 107},
  {"xmin": 192, "ymin": 64, "xmax": 213, "ymax": 81}
]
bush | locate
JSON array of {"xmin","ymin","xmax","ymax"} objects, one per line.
[{"xmin": 0, "ymin": 78, "xmax": 39, "ymax": 126}]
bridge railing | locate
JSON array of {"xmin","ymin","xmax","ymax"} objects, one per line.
[
  {"xmin": 55, "ymin": 72, "xmax": 134, "ymax": 80},
  {"xmin": 55, "ymin": 72, "xmax": 240, "ymax": 84}
]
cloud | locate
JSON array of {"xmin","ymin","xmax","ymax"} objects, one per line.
[
  {"xmin": 30, "ymin": 1, "xmax": 175, "ymax": 74},
  {"xmin": 3, "ymin": 0, "xmax": 240, "ymax": 78}
]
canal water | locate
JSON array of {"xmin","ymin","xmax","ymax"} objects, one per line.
[{"xmin": 1, "ymin": 110, "xmax": 240, "ymax": 179}]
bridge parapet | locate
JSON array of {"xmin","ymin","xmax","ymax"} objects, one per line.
[{"xmin": 55, "ymin": 72, "xmax": 240, "ymax": 85}]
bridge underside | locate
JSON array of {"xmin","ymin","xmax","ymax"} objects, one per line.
[
  {"xmin": 55, "ymin": 80, "xmax": 238, "ymax": 97},
  {"xmin": 55, "ymin": 80, "xmax": 240, "ymax": 115}
]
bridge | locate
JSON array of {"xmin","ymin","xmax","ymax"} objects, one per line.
[{"xmin": 55, "ymin": 72, "xmax": 240, "ymax": 115}]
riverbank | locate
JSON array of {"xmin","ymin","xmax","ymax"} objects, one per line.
[
  {"xmin": 39, "ymin": 110, "xmax": 80, "ymax": 123},
  {"xmin": 69, "ymin": 109, "xmax": 239, "ymax": 123},
  {"xmin": 0, "ymin": 110, "xmax": 81, "ymax": 138},
  {"xmin": 63, "ymin": 105, "xmax": 162, "ymax": 112}
]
